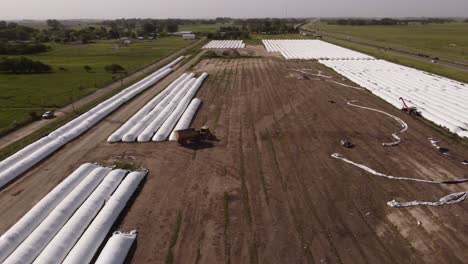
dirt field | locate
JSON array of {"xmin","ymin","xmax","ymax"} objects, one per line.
[{"xmin": 0, "ymin": 55, "xmax": 467, "ymax": 264}]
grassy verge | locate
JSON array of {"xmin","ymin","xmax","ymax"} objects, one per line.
[
  {"xmin": 0, "ymin": 37, "xmax": 196, "ymax": 135},
  {"xmin": 324, "ymin": 37, "xmax": 468, "ymax": 83}
]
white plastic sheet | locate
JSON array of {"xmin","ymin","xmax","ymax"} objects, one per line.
[
  {"xmin": 0, "ymin": 163, "xmax": 97, "ymax": 263},
  {"xmin": 169, "ymin": 98, "xmax": 202, "ymax": 141},
  {"xmin": 3, "ymin": 166, "xmax": 111, "ymax": 264},
  {"xmin": 94, "ymin": 230, "xmax": 137, "ymax": 264},
  {"xmin": 263, "ymin": 39, "xmax": 374, "ymax": 60},
  {"xmin": 203, "ymin": 40, "xmax": 245, "ymax": 49},
  {"xmin": 33, "ymin": 169, "xmax": 127, "ymax": 264},
  {"xmin": 320, "ymin": 59, "xmax": 468, "ymax": 137},
  {"xmin": 63, "ymin": 171, "xmax": 147, "ymax": 264}
]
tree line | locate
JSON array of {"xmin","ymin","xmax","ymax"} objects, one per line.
[{"xmin": 323, "ymin": 18, "xmax": 458, "ymax": 26}]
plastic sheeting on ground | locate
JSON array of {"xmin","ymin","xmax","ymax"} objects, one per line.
[
  {"xmin": 94, "ymin": 230, "xmax": 137, "ymax": 264},
  {"xmin": 387, "ymin": 192, "xmax": 467, "ymax": 208},
  {"xmin": 153, "ymin": 73, "xmax": 208, "ymax": 141},
  {"xmin": 0, "ymin": 163, "xmax": 97, "ymax": 263},
  {"xmin": 0, "ymin": 57, "xmax": 183, "ymax": 190},
  {"xmin": 320, "ymin": 59, "xmax": 468, "ymax": 138},
  {"xmin": 169, "ymin": 98, "xmax": 202, "ymax": 141},
  {"xmin": 347, "ymin": 100, "xmax": 408, "ymax": 146},
  {"xmin": 33, "ymin": 169, "xmax": 127, "ymax": 264},
  {"xmin": 3, "ymin": 166, "xmax": 111, "ymax": 264},
  {"xmin": 331, "ymin": 153, "xmax": 468, "ymax": 184},
  {"xmin": 203, "ymin": 40, "xmax": 245, "ymax": 49},
  {"xmin": 63, "ymin": 171, "xmax": 146, "ymax": 264},
  {"xmin": 263, "ymin": 39, "xmax": 375, "ymax": 60}
]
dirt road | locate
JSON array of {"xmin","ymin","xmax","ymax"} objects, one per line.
[
  {"xmin": 0, "ymin": 39, "xmax": 205, "ymax": 151},
  {"xmin": 0, "ymin": 56, "xmax": 467, "ymax": 263}
]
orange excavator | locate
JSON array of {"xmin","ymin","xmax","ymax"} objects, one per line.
[{"xmin": 399, "ymin": 97, "xmax": 421, "ymax": 117}]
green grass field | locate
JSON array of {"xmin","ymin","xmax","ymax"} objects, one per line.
[
  {"xmin": 0, "ymin": 37, "xmax": 194, "ymax": 135},
  {"xmin": 306, "ymin": 22, "xmax": 468, "ymax": 61}
]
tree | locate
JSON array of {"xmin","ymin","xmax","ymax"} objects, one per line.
[
  {"xmin": 0, "ymin": 57, "xmax": 52, "ymax": 74},
  {"xmin": 83, "ymin": 65, "xmax": 92, "ymax": 72},
  {"xmin": 46, "ymin": 19, "xmax": 63, "ymax": 31},
  {"xmin": 104, "ymin": 64, "xmax": 126, "ymax": 74}
]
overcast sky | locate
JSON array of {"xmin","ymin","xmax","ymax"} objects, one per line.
[{"xmin": 1, "ymin": 0, "xmax": 467, "ymax": 20}]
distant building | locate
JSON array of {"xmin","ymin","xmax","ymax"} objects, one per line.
[
  {"xmin": 172, "ymin": 31, "xmax": 192, "ymax": 36},
  {"xmin": 182, "ymin": 34, "xmax": 196, "ymax": 40}
]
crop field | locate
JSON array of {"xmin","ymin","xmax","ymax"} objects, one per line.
[
  {"xmin": 307, "ymin": 22, "xmax": 468, "ymax": 61},
  {"xmin": 0, "ymin": 37, "xmax": 195, "ymax": 135},
  {"xmin": 1, "ymin": 51, "xmax": 467, "ymax": 263}
]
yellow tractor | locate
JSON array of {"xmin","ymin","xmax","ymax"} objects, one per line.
[{"xmin": 173, "ymin": 126, "xmax": 214, "ymax": 145}]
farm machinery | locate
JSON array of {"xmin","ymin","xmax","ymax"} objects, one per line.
[
  {"xmin": 173, "ymin": 126, "xmax": 215, "ymax": 145},
  {"xmin": 399, "ymin": 97, "xmax": 421, "ymax": 117}
]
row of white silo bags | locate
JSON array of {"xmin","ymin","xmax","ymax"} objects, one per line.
[
  {"xmin": 0, "ymin": 56, "xmax": 183, "ymax": 190},
  {"xmin": 63, "ymin": 171, "xmax": 146, "ymax": 264},
  {"xmin": 0, "ymin": 163, "xmax": 97, "ymax": 262},
  {"xmin": 108, "ymin": 73, "xmax": 190, "ymax": 142},
  {"xmin": 0, "ymin": 164, "xmax": 146, "ymax": 263},
  {"xmin": 319, "ymin": 59, "xmax": 468, "ymax": 138},
  {"xmin": 3, "ymin": 166, "xmax": 111, "ymax": 264},
  {"xmin": 33, "ymin": 169, "xmax": 127, "ymax": 264},
  {"xmin": 137, "ymin": 78, "xmax": 197, "ymax": 142},
  {"xmin": 203, "ymin": 40, "xmax": 245, "ymax": 49},
  {"xmin": 107, "ymin": 72, "xmax": 209, "ymax": 143},
  {"xmin": 153, "ymin": 74, "xmax": 208, "ymax": 141},
  {"xmin": 262, "ymin": 39, "xmax": 375, "ymax": 60},
  {"xmin": 169, "ymin": 98, "xmax": 202, "ymax": 141},
  {"xmin": 94, "ymin": 231, "xmax": 137, "ymax": 264},
  {"xmin": 120, "ymin": 74, "xmax": 196, "ymax": 142}
]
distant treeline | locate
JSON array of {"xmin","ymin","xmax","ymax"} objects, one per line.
[
  {"xmin": 0, "ymin": 43, "xmax": 49, "ymax": 55},
  {"xmin": 206, "ymin": 18, "xmax": 306, "ymax": 39},
  {"xmin": 323, "ymin": 18, "xmax": 459, "ymax": 26}
]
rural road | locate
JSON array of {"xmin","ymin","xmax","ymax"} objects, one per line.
[{"xmin": 0, "ymin": 38, "xmax": 205, "ymax": 151}]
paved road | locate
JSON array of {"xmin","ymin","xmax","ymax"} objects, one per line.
[{"xmin": 0, "ymin": 39, "xmax": 205, "ymax": 151}]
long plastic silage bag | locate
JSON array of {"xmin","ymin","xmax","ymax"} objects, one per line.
[
  {"xmin": 0, "ymin": 139, "xmax": 68, "ymax": 191},
  {"xmin": 137, "ymin": 78, "xmax": 196, "ymax": 142},
  {"xmin": 153, "ymin": 73, "xmax": 208, "ymax": 141},
  {"xmin": 63, "ymin": 171, "xmax": 147, "ymax": 264},
  {"xmin": 94, "ymin": 230, "xmax": 137, "ymax": 264},
  {"xmin": 33, "ymin": 169, "xmax": 128, "ymax": 264},
  {"xmin": 169, "ymin": 98, "xmax": 202, "ymax": 141},
  {"xmin": 3, "ymin": 166, "xmax": 111, "ymax": 264},
  {"xmin": 121, "ymin": 74, "xmax": 194, "ymax": 142},
  {"xmin": 0, "ymin": 163, "xmax": 98, "ymax": 263},
  {"xmin": 0, "ymin": 136, "xmax": 54, "ymax": 172},
  {"xmin": 108, "ymin": 73, "xmax": 188, "ymax": 142}
]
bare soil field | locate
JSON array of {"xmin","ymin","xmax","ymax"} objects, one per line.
[{"xmin": 0, "ymin": 56, "xmax": 467, "ymax": 264}]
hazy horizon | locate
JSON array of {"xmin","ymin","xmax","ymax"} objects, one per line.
[{"xmin": 1, "ymin": 0, "xmax": 468, "ymax": 20}]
